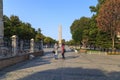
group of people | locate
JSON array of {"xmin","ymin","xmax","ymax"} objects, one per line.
[{"xmin": 53, "ymin": 43, "xmax": 65, "ymax": 59}]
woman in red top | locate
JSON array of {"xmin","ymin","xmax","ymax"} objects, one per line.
[{"xmin": 61, "ymin": 43, "xmax": 65, "ymax": 59}]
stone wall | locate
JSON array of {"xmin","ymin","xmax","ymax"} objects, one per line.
[{"xmin": 0, "ymin": 50, "xmax": 44, "ymax": 70}]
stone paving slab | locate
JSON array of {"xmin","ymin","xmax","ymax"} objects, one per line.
[{"xmin": 0, "ymin": 48, "xmax": 120, "ymax": 80}]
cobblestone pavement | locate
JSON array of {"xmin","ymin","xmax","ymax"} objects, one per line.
[{"xmin": 0, "ymin": 48, "xmax": 120, "ymax": 80}]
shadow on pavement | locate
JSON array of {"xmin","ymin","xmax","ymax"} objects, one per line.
[
  {"xmin": 0, "ymin": 49, "xmax": 77, "ymax": 76},
  {"xmin": 16, "ymin": 67, "xmax": 120, "ymax": 80},
  {"xmin": 0, "ymin": 48, "xmax": 120, "ymax": 80},
  {"xmin": 0, "ymin": 51, "xmax": 52, "ymax": 75}
]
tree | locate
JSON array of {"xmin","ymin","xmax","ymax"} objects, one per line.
[
  {"xmin": 38, "ymin": 28, "xmax": 41, "ymax": 34},
  {"xmin": 89, "ymin": 0, "xmax": 114, "ymax": 49},
  {"xmin": 96, "ymin": 0, "xmax": 120, "ymax": 50},
  {"xmin": 35, "ymin": 28, "xmax": 45, "ymax": 42},
  {"xmin": 89, "ymin": 0, "xmax": 106, "ymax": 14},
  {"xmin": 88, "ymin": 15, "xmax": 98, "ymax": 45},
  {"xmin": 3, "ymin": 14, "xmax": 57, "ymax": 45},
  {"xmin": 3, "ymin": 15, "xmax": 11, "ymax": 38},
  {"xmin": 62, "ymin": 39, "xmax": 65, "ymax": 44},
  {"xmin": 3, "ymin": 15, "xmax": 36, "ymax": 39},
  {"xmin": 44, "ymin": 37, "xmax": 56, "ymax": 47},
  {"xmin": 72, "ymin": 29, "xmax": 83, "ymax": 43},
  {"xmin": 70, "ymin": 17, "xmax": 90, "ymax": 47},
  {"xmin": 18, "ymin": 22, "xmax": 36, "ymax": 39},
  {"xmin": 66, "ymin": 39, "xmax": 76, "ymax": 45}
]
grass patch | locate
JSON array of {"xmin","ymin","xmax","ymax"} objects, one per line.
[{"xmin": 87, "ymin": 49, "xmax": 100, "ymax": 52}]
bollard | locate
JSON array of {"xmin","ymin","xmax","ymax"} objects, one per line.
[{"xmin": 11, "ymin": 35, "xmax": 17, "ymax": 56}]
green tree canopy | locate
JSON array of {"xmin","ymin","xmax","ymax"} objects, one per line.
[
  {"xmin": 70, "ymin": 17, "xmax": 90, "ymax": 46},
  {"xmin": 96, "ymin": 0, "xmax": 120, "ymax": 49}
]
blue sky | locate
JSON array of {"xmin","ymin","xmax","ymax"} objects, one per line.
[{"xmin": 3, "ymin": 0, "xmax": 98, "ymax": 41}]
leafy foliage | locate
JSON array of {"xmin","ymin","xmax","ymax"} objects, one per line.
[
  {"xmin": 3, "ymin": 15, "xmax": 36, "ymax": 40},
  {"xmin": 3, "ymin": 15, "xmax": 56, "ymax": 44},
  {"xmin": 70, "ymin": 17, "xmax": 90, "ymax": 45},
  {"xmin": 69, "ymin": 0, "xmax": 120, "ymax": 49},
  {"xmin": 96, "ymin": 0, "xmax": 120, "ymax": 49}
]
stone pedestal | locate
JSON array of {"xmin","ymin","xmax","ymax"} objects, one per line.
[
  {"xmin": 30, "ymin": 38, "xmax": 34, "ymax": 53},
  {"xmin": 11, "ymin": 35, "xmax": 17, "ymax": 56}
]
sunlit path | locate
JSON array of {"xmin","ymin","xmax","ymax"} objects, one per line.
[{"xmin": 0, "ymin": 48, "xmax": 120, "ymax": 80}]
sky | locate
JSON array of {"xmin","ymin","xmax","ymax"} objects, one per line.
[{"xmin": 3, "ymin": 0, "xmax": 98, "ymax": 41}]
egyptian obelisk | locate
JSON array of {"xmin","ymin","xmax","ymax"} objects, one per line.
[
  {"xmin": 58, "ymin": 25, "xmax": 62, "ymax": 47},
  {"xmin": 0, "ymin": 0, "xmax": 3, "ymax": 45}
]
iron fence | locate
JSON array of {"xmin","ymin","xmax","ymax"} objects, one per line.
[{"xmin": 0, "ymin": 37, "xmax": 43, "ymax": 59}]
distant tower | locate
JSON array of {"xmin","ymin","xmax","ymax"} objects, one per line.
[
  {"xmin": 58, "ymin": 25, "xmax": 62, "ymax": 47},
  {"xmin": 0, "ymin": 0, "xmax": 4, "ymax": 45}
]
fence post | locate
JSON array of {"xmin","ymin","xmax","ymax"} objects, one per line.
[
  {"xmin": 30, "ymin": 38, "xmax": 34, "ymax": 53},
  {"xmin": 20, "ymin": 40, "xmax": 23, "ymax": 51},
  {"xmin": 11, "ymin": 35, "xmax": 17, "ymax": 56}
]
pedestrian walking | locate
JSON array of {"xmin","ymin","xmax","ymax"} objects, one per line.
[
  {"xmin": 61, "ymin": 43, "xmax": 65, "ymax": 59},
  {"xmin": 53, "ymin": 43, "xmax": 59, "ymax": 59}
]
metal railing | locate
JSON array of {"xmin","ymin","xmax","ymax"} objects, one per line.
[{"xmin": 0, "ymin": 37, "xmax": 43, "ymax": 59}]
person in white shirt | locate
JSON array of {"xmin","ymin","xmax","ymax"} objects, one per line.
[{"xmin": 54, "ymin": 43, "xmax": 59, "ymax": 59}]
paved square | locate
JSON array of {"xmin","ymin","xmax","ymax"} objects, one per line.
[{"xmin": 0, "ymin": 48, "xmax": 120, "ymax": 80}]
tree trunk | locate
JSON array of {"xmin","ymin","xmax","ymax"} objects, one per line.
[{"xmin": 112, "ymin": 34, "xmax": 115, "ymax": 51}]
